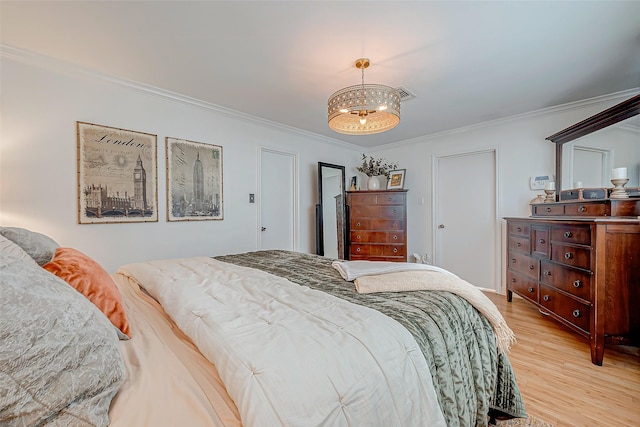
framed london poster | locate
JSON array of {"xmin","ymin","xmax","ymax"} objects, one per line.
[
  {"xmin": 166, "ymin": 137, "xmax": 223, "ymax": 221},
  {"xmin": 77, "ymin": 122, "xmax": 158, "ymax": 224}
]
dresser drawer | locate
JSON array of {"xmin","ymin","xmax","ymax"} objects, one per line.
[
  {"xmin": 531, "ymin": 227, "xmax": 550, "ymax": 258},
  {"xmin": 507, "ymin": 270, "xmax": 538, "ymax": 304},
  {"xmin": 508, "ymin": 235, "xmax": 530, "ymax": 254},
  {"xmin": 350, "ymin": 205, "xmax": 404, "ymax": 219},
  {"xmin": 376, "ymin": 193, "xmax": 406, "ymax": 205},
  {"xmin": 551, "ymin": 225, "xmax": 591, "ymax": 245},
  {"xmin": 564, "ymin": 203, "xmax": 607, "ymax": 216},
  {"xmin": 532, "ymin": 204, "xmax": 565, "ymax": 216},
  {"xmin": 551, "ymin": 244, "xmax": 591, "ymax": 270},
  {"xmin": 349, "ymin": 244, "xmax": 383, "ymax": 257},
  {"xmin": 539, "ymin": 285, "xmax": 591, "ymax": 333},
  {"xmin": 350, "ymin": 219, "xmax": 404, "ymax": 230},
  {"xmin": 508, "ymin": 252, "xmax": 539, "ymax": 279},
  {"xmin": 349, "ymin": 244, "xmax": 405, "ymax": 258},
  {"xmin": 540, "ymin": 261, "xmax": 591, "ymax": 302},
  {"xmin": 348, "ymin": 193, "xmax": 378, "ymax": 205},
  {"xmin": 508, "ymin": 222, "xmax": 530, "ymax": 237},
  {"xmin": 350, "ymin": 231, "xmax": 404, "ymax": 243}
]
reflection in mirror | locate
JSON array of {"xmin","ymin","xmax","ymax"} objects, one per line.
[
  {"xmin": 315, "ymin": 162, "xmax": 346, "ymax": 259},
  {"xmin": 562, "ymin": 115, "xmax": 640, "ymax": 190}
]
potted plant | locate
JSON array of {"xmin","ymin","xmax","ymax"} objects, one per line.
[{"xmin": 356, "ymin": 154, "xmax": 399, "ymax": 190}]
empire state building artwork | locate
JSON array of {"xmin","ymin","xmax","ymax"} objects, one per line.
[
  {"xmin": 166, "ymin": 137, "xmax": 223, "ymax": 221},
  {"xmin": 77, "ymin": 122, "xmax": 158, "ymax": 224}
]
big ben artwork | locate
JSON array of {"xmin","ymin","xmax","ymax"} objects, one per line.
[{"xmin": 77, "ymin": 122, "xmax": 158, "ymax": 224}]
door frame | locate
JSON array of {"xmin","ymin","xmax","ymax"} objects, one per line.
[
  {"xmin": 431, "ymin": 147, "xmax": 503, "ymax": 293},
  {"xmin": 258, "ymin": 147, "xmax": 299, "ymax": 251}
]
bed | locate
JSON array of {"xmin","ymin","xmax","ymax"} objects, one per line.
[{"xmin": 1, "ymin": 227, "xmax": 526, "ymax": 427}]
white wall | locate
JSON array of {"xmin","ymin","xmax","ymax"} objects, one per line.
[
  {"xmin": 365, "ymin": 91, "xmax": 639, "ymax": 266},
  {"xmin": 0, "ymin": 51, "xmax": 361, "ymax": 272}
]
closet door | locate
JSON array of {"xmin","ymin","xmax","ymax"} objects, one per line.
[{"xmin": 434, "ymin": 150, "xmax": 498, "ymax": 291}]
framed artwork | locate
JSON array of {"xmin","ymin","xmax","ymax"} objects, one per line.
[
  {"xmin": 387, "ymin": 169, "xmax": 406, "ymax": 190},
  {"xmin": 166, "ymin": 137, "xmax": 223, "ymax": 221},
  {"xmin": 77, "ymin": 122, "xmax": 158, "ymax": 224}
]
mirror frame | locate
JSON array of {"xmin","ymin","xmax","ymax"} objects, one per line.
[
  {"xmin": 315, "ymin": 162, "xmax": 346, "ymax": 258},
  {"xmin": 545, "ymin": 94, "xmax": 640, "ymax": 196}
]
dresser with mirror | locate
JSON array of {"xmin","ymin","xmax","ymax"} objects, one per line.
[{"xmin": 505, "ymin": 94, "xmax": 640, "ymax": 365}]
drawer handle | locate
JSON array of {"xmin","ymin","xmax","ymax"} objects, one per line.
[
  {"xmin": 573, "ymin": 280, "xmax": 582, "ymax": 288},
  {"xmin": 564, "ymin": 252, "xmax": 573, "ymax": 259},
  {"xmin": 543, "ymin": 295, "xmax": 550, "ymax": 302},
  {"xmin": 564, "ymin": 231, "xmax": 572, "ymax": 238},
  {"xmin": 529, "ymin": 265, "xmax": 535, "ymax": 270},
  {"xmin": 393, "ymin": 248, "xmax": 398, "ymax": 254},
  {"xmin": 546, "ymin": 207, "xmax": 551, "ymax": 212},
  {"xmin": 538, "ymin": 238, "xmax": 545, "ymax": 244},
  {"xmin": 516, "ymin": 242, "xmax": 521, "ymax": 247},
  {"xmin": 356, "ymin": 247, "xmax": 361, "ymax": 253},
  {"xmin": 511, "ymin": 277, "xmax": 516, "ymax": 283},
  {"xmin": 543, "ymin": 270, "xmax": 550, "ymax": 276},
  {"xmin": 511, "ymin": 258, "xmax": 516, "ymax": 264},
  {"xmin": 393, "ymin": 235, "xmax": 398, "ymax": 240},
  {"xmin": 356, "ymin": 222, "xmax": 361, "ymax": 227},
  {"xmin": 388, "ymin": 197, "xmax": 392, "ymax": 201},
  {"xmin": 356, "ymin": 235, "xmax": 361, "ymax": 240},
  {"xmin": 528, "ymin": 287, "xmax": 534, "ymax": 293},
  {"xmin": 516, "ymin": 227, "xmax": 522, "ymax": 232},
  {"xmin": 578, "ymin": 206, "xmax": 586, "ymax": 213},
  {"xmin": 572, "ymin": 309, "xmax": 582, "ymax": 318}
]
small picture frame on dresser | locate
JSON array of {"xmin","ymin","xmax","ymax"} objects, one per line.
[{"xmin": 386, "ymin": 169, "xmax": 406, "ymax": 190}]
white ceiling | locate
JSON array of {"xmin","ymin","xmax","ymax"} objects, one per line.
[{"xmin": 2, "ymin": 1, "xmax": 639, "ymax": 148}]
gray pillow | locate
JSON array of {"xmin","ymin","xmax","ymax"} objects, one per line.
[
  {"xmin": 0, "ymin": 235, "xmax": 38, "ymax": 266},
  {"xmin": 0, "ymin": 226, "xmax": 59, "ymax": 265},
  {"xmin": 0, "ymin": 253, "xmax": 126, "ymax": 427}
]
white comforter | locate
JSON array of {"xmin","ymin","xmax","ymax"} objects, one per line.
[{"xmin": 117, "ymin": 257, "xmax": 446, "ymax": 427}]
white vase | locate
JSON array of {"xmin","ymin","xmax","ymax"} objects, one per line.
[{"xmin": 367, "ymin": 176, "xmax": 381, "ymax": 190}]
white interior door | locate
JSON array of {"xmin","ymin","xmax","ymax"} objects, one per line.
[
  {"xmin": 259, "ymin": 148, "xmax": 297, "ymax": 251},
  {"xmin": 434, "ymin": 150, "xmax": 498, "ymax": 290}
]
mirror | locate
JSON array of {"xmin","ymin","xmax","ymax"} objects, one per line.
[
  {"xmin": 315, "ymin": 162, "xmax": 346, "ymax": 259},
  {"xmin": 561, "ymin": 115, "xmax": 640, "ymax": 190},
  {"xmin": 546, "ymin": 94, "xmax": 640, "ymax": 193}
]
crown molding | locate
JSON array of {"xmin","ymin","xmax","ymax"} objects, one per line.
[
  {"xmin": 0, "ymin": 44, "xmax": 361, "ymax": 151},
  {"xmin": 374, "ymin": 88, "xmax": 640, "ymax": 151}
]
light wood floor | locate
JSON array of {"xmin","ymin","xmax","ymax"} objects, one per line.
[{"xmin": 484, "ymin": 292, "xmax": 640, "ymax": 426}]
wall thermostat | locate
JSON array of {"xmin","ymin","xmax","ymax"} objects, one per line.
[{"xmin": 530, "ymin": 175, "xmax": 554, "ymax": 190}]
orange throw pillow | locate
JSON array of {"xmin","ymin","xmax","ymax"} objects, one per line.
[{"xmin": 43, "ymin": 247, "xmax": 130, "ymax": 337}]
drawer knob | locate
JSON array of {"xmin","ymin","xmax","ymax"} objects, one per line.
[
  {"xmin": 356, "ymin": 222, "xmax": 361, "ymax": 227},
  {"xmin": 573, "ymin": 280, "xmax": 582, "ymax": 288},
  {"xmin": 572, "ymin": 309, "xmax": 582, "ymax": 318},
  {"xmin": 538, "ymin": 238, "xmax": 545, "ymax": 244},
  {"xmin": 393, "ymin": 248, "xmax": 398, "ymax": 254},
  {"xmin": 546, "ymin": 207, "xmax": 551, "ymax": 212},
  {"xmin": 528, "ymin": 287, "xmax": 534, "ymax": 293},
  {"xmin": 543, "ymin": 270, "xmax": 550, "ymax": 276},
  {"xmin": 529, "ymin": 265, "xmax": 535, "ymax": 270},
  {"xmin": 578, "ymin": 206, "xmax": 586, "ymax": 213},
  {"xmin": 511, "ymin": 278, "xmax": 516, "ymax": 283},
  {"xmin": 564, "ymin": 252, "xmax": 573, "ymax": 259},
  {"xmin": 393, "ymin": 235, "xmax": 398, "ymax": 240},
  {"xmin": 511, "ymin": 258, "xmax": 516, "ymax": 264},
  {"xmin": 516, "ymin": 242, "xmax": 521, "ymax": 247},
  {"xmin": 388, "ymin": 197, "xmax": 392, "ymax": 201},
  {"xmin": 356, "ymin": 235, "xmax": 361, "ymax": 240},
  {"xmin": 516, "ymin": 227, "xmax": 522, "ymax": 232},
  {"xmin": 356, "ymin": 247, "xmax": 361, "ymax": 253},
  {"xmin": 543, "ymin": 295, "xmax": 550, "ymax": 302},
  {"xmin": 564, "ymin": 231, "xmax": 572, "ymax": 238}
]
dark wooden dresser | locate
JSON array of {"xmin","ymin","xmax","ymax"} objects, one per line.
[
  {"xmin": 505, "ymin": 199, "xmax": 640, "ymax": 365},
  {"xmin": 346, "ymin": 189, "xmax": 407, "ymax": 262}
]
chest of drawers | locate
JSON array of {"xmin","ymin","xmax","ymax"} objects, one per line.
[
  {"xmin": 346, "ymin": 190, "xmax": 407, "ymax": 262},
  {"xmin": 505, "ymin": 216, "xmax": 640, "ymax": 365}
]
